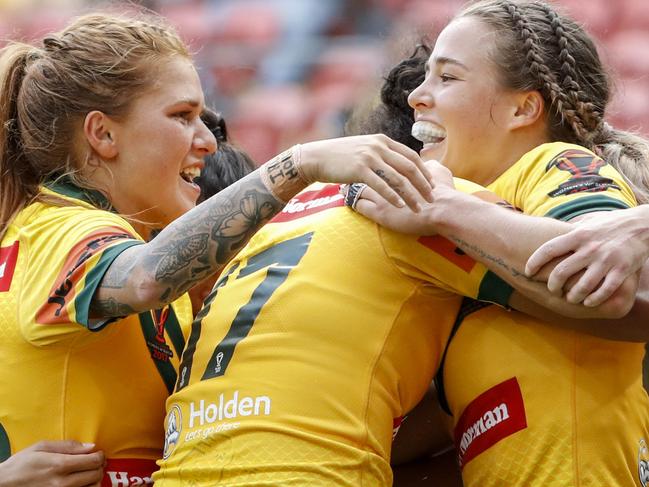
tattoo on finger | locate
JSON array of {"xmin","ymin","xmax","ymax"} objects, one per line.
[
  {"xmin": 373, "ymin": 169, "xmax": 403, "ymax": 194},
  {"xmin": 373, "ymin": 169, "xmax": 388, "ymax": 182}
]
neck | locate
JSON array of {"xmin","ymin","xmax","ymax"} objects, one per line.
[
  {"xmin": 477, "ymin": 131, "xmax": 550, "ymax": 186},
  {"xmin": 80, "ymin": 163, "xmax": 159, "ymax": 240}
]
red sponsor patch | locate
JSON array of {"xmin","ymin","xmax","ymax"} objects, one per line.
[
  {"xmin": 0, "ymin": 241, "xmax": 19, "ymax": 292},
  {"xmin": 454, "ymin": 377, "xmax": 527, "ymax": 468},
  {"xmin": 270, "ymin": 185, "xmax": 344, "ymax": 223},
  {"xmin": 103, "ymin": 458, "xmax": 157, "ymax": 486},
  {"xmin": 417, "ymin": 235, "xmax": 476, "ymax": 273},
  {"xmin": 36, "ymin": 228, "xmax": 132, "ymax": 324}
]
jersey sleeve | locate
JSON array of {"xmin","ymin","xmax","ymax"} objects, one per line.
[
  {"xmin": 380, "ymin": 178, "xmax": 514, "ymax": 307},
  {"xmin": 19, "ymin": 206, "xmax": 144, "ymax": 344},
  {"xmin": 489, "ymin": 143, "xmax": 637, "ymax": 219}
]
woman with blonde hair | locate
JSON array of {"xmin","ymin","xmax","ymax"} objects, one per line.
[{"xmin": 0, "ymin": 11, "xmax": 433, "ymax": 485}]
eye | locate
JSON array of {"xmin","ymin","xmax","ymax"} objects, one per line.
[
  {"xmin": 440, "ymin": 74, "xmax": 456, "ymax": 83},
  {"xmin": 173, "ymin": 111, "xmax": 193, "ymax": 123}
]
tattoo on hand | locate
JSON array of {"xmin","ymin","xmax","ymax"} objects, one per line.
[
  {"xmin": 374, "ymin": 169, "xmax": 403, "ymax": 194},
  {"xmin": 374, "ymin": 169, "xmax": 388, "ymax": 182}
]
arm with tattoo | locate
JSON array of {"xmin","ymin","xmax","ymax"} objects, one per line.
[
  {"xmin": 90, "ymin": 163, "xmax": 293, "ymax": 317},
  {"xmin": 89, "ymin": 134, "xmax": 436, "ymax": 317}
]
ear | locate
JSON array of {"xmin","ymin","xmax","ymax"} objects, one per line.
[
  {"xmin": 83, "ymin": 110, "xmax": 118, "ymax": 159},
  {"xmin": 508, "ymin": 90, "xmax": 544, "ymax": 131}
]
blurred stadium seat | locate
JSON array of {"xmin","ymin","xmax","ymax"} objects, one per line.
[
  {"xmin": 227, "ymin": 85, "xmax": 316, "ymax": 163},
  {"xmin": 555, "ymin": 0, "xmax": 619, "ymax": 39},
  {"xmin": 606, "ymin": 30, "xmax": 649, "ymax": 78},
  {"xmin": 0, "ymin": 0, "xmax": 646, "ymax": 141},
  {"xmin": 608, "ymin": 77, "xmax": 649, "ymax": 134}
]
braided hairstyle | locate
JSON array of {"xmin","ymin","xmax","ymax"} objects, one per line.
[
  {"xmin": 458, "ymin": 0, "xmax": 649, "ymax": 203},
  {"xmin": 0, "ymin": 13, "xmax": 190, "ymax": 239}
]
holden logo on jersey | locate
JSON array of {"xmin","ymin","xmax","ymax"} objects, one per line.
[
  {"xmin": 0, "ymin": 241, "xmax": 19, "ymax": 293},
  {"xmin": 189, "ymin": 391, "xmax": 272, "ymax": 428},
  {"xmin": 546, "ymin": 149, "xmax": 620, "ymax": 197},
  {"xmin": 639, "ymin": 439, "xmax": 649, "ymax": 486},
  {"xmin": 454, "ymin": 377, "xmax": 527, "ymax": 468},
  {"xmin": 163, "ymin": 405, "xmax": 182, "ymax": 460}
]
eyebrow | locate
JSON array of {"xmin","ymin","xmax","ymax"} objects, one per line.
[
  {"xmin": 172, "ymin": 98, "xmax": 202, "ymax": 108},
  {"xmin": 425, "ymin": 56, "xmax": 469, "ymax": 73}
]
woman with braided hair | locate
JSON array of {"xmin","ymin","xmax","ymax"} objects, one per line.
[
  {"xmin": 350, "ymin": 0, "xmax": 649, "ymax": 485},
  {"xmin": 0, "ymin": 10, "xmax": 437, "ymax": 486}
]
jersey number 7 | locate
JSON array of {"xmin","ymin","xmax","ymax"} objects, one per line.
[{"xmin": 176, "ymin": 232, "xmax": 314, "ymax": 391}]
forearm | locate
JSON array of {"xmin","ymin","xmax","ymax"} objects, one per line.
[
  {"xmin": 510, "ymin": 272, "xmax": 648, "ymax": 342},
  {"xmin": 431, "ymin": 188, "xmax": 636, "ymax": 320},
  {"xmin": 91, "ymin": 159, "xmax": 301, "ymax": 316},
  {"xmin": 432, "ymin": 188, "xmax": 569, "ymax": 284}
]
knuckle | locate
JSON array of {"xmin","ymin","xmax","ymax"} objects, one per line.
[
  {"xmin": 553, "ymin": 265, "xmax": 570, "ymax": 280},
  {"xmin": 91, "ymin": 452, "xmax": 105, "ymax": 467},
  {"xmin": 376, "ymin": 133, "xmax": 389, "ymax": 142}
]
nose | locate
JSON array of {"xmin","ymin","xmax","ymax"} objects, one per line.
[
  {"xmin": 408, "ymin": 77, "xmax": 434, "ymax": 111},
  {"xmin": 194, "ymin": 118, "xmax": 218, "ymax": 155}
]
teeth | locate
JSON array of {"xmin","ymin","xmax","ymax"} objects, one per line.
[
  {"xmin": 412, "ymin": 121, "xmax": 446, "ymax": 144},
  {"xmin": 181, "ymin": 167, "xmax": 201, "ymax": 181}
]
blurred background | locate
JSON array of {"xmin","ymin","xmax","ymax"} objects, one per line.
[{"xmin": 0, "ymin": 0, "xmax": 647, "ymax": 164}]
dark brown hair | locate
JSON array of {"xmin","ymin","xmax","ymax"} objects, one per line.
[{"xmin": 458, "ymin": 0, "xmax": 649, "ymax": 202}]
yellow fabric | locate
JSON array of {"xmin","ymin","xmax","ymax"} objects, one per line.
[
  {"xmin": 155, "ymin": 181, "xmax": 510, "ymax": 486},
  {"xmin": 444, "ymin": 142, "xmax": 648, "ymax": 486},
  {"xmin": 0, "ymin": 186, "xmax": 192, "ymax": 471},
  {"xmin": 489, "ymin": 141, "xmax": 636, "ymax": 218}
]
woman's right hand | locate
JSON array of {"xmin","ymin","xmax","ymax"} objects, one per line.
[
  {"xmin": 525, "ymin": 205, "xmax": 649, "ymax": 306},
  {"xmin": 0, "ymin": 441, "xmax": 105, "ymax": 487},
  {"xmin": 299, "ymin": 134, "xmax": 434, "ymax": 212}
]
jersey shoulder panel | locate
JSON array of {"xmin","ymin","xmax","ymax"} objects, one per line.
[
  {"xmin": 11, "ymin": 196, "xmax": 144, "ymax": 344},
  {"xmin": 489, "ymin": 142, "xmax": 636, "ymax": 219}
]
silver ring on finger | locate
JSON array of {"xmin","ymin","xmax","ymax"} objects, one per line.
[{"xmin": 343, "ymin": 183, "xmax": 368, "ymax": 210}]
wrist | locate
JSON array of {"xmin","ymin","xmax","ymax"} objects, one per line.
[
  {"xmin": 260, "ymin": 146, "xmax": 309, "ymax": 204},
  {"xmin": 428, "ymin": 186, "xmax": 471, "ymax": 236},
  {"xmin": 296, "ymin": 141, "xmax": 322, "ymax": 185},
  {"xmin": 633, "ymin": 205, "xmax": 649, "ymax": 250}
]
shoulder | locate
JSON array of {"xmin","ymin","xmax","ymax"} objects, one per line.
[{"xmin": 19, "ymin": 191, "xmax": 142, "ymax": 245}]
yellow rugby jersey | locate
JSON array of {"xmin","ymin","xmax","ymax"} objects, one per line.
[
  {"xmin": 439, "ymin": 142, "xmax": 648, "ymax": 486},
  {"xmin": 0, "ymin": 178, "xmax": 192, "ymax": 487},
  {"xmin": 155, "ymin": 181, "xmax": 513, "ymax": 486},
  {"xmin": 489, "ymin": 141, "xmax": 636, "ymax": 219}
]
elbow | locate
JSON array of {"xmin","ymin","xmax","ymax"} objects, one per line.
[
  {"xmin": 133, "ymin": 280, "xmax": 168, "ymax": 311},
  {"xmin": 125, "ymin": 267, "xmax": 169, "ymax": 312}
]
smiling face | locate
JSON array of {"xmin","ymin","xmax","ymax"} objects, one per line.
[
  {"xmin": 408, "ymin": 16, "xmax": 525, "ymax": 185},
  {"xmin": 105, "ymin": 56, "xmax": 217, "ymax": 232}
]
